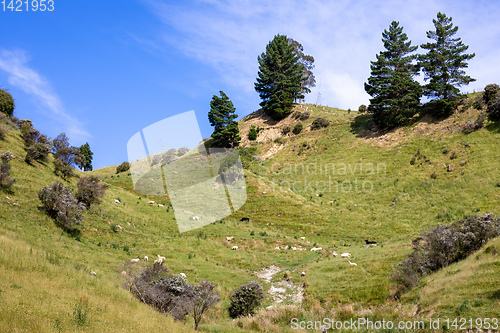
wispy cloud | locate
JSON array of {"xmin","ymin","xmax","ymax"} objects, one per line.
[
  {"xmin": 0, "ymin": 49, "xmax": 89, "ymax": 140},
  {"xmin": 141, "ymin": 0, "xmax": 500, "ymax": 110}
]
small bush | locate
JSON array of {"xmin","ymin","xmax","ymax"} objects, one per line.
[
  {"xmin": 486, "ymin": 96, "xmax": 500, "ymax": 121},
  {"xmin": 25, "ymin": 142, "xmax": 50, "ymax": 164},
  {"xmin": 358, "ymin": 104, "xmax": 367, "ymax": 113},
  {"xmin": 299, "ymin": 111, "xmax": 310, "ymax": 120},
  {"xmin": 0, "ymin": 88, "xmax": 15, "ymax": 117},
  {"xmin": 248, "ymin": 125, "xmax": 262, "ymax": 141},
  {"xmin": 116, "ymin": 161, "xmax": 130, "ymax": 173},
  {"xmin": 392, "ymin": 214, "xmax": 500, "ymax": 291},
  {"xmin": 53, "ymin": 158, "xmax": 74, "ymax": 179},
  {"xmin": 282, "ymin": 126, "xmax": 291, "ymax": 135},
  {"xmin": 483, "ymin": 84, "xmax": 500, "ymax": 106},
  {"xmin": 228, "ymin": 281, "xmax": 264, "ymax": 318},
  {"xmin": 38, "ymin": 182, "xmax": 85, "ymax": 232},
  {"xmin": 0, "ymin": 151, "xmax": 16, "ymax": 189},
  {"xmin": 311, "ymin": 117, "xmax": 330, "ymax": 130},
  {"xmin": 76, "ymin": 176, "xmax": 108, "ymax": 208},
  {"xmin": 292, "ymin": 123, "xmax": 303, "ymax": 135},
  {"xmin": 73, "ymin": 297, "xmax": 91, "ymax": 327}
]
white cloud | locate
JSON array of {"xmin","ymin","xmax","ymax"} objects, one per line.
[
  {"xmin": 0, "ymin": 49, "xmax": 89, "ymax": 140},
  {"xmin": 141, "ymin": 0, "xmax": 500, "ymax": 111}
]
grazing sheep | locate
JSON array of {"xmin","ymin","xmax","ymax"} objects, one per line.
[
  {"xmin": 300, "ymin": 237, "xmax": 306, "ymax": 240},
  {"xmin": 131, "ymin": 258, "xmax": 140, "ymax": 263},
  {"xmin": 364, "ymin": 239, "xmax": 377, "ymax": 245},
  {"xmin": 232, "ymin": 246, "xmax": 238, "ymax": 250},
  {"xmin": 91, "ymin": 271, "xmax": 97, "ymax": 276},
  {"xmin": 348, "ymin": 261, "xmax": 357, "ymax": 266},
  {"xmin": 328, "ymin": 201, "xmax": 334, "ymax": 205},
  {"xmin": 226, "ymin": 236, "xmax": 234, "ymax": 242},
  {"xmin": 310, "ymin": 247, "xmax": 322, "ymax": 251},
  {"xmin": 341, "ymin": 253, "xmax": 351, "ymax": 258},
  {"xmin": 301, "ymin": 271, "xmax": 306, "ymax": 276},
  {"xmin": 148, "ymin": 201, "xmax": 155, "ymax": 205},
  {"xmin": 121, "ymin": 271, "xmax": 127, "ymax": 276},
  {"xmin": 274, "ymin": 246, "xmax": 280, "ymax": 250},
  {"xmin": 240, "ymin": 217, "xmax": 250, "ymax": 222},
  {"xmin": 331, "ymin": 250, "xmax": 338, "ymax": 257},
  {"xmin": 190, "ymin": 216, "xmax": 200, "ymax": 221},
  {"xmin": 158, "ymin": 204, "xmax": 164, "ymax": 207},
  {"xmin": 154, "ymin": 258, "xmax": 163, "ymax": 265},
  {"xmin": 144, "ymin": 256, "xmax": 148, "ymax": 262},
  {"xmin": 179, "ymin": 273, "xmax": 187, "ymax": 278},
  {"xmin": 114, "ymin": 199, "xmax": 121, "ymax": 204}
]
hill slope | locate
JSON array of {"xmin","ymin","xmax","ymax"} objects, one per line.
[{"xmin": 1, "ymin": 99, "xmax": 499, "ymax": 332}]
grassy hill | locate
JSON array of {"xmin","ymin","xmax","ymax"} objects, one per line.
[{"xmin": 1, "ymin": 97, "xmax": 499, "ymax": 332}]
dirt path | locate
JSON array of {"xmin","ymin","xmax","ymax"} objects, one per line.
[{"xmin": 254, "ymin": 265, "xmax": 304, "ymax": 305}]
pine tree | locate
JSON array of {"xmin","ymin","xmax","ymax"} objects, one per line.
[
  {"xmin": 79, "ymin": 143, "xmax": 93, "ymax": 171},
  {"xmin": 255, "ymin": 34, "xmax": 305, "ymax": 120},
  {"xmin": 364, "ymin": 21, "xmax": 422, "ymax": 129},
  {"xmin": 289, "ymin": 39, "xmax": 315, "ymax": 101},
  {"xmin": 208, "ymin": 91, "xmax": 241, "ymax": 148},
  {"xmin": 419, "ymin": 12, "xmax": 475, "ymax": 101}
]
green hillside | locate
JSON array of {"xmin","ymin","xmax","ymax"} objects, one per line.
[{"xmin": 1, "ymin": 98, "xmax": 499, "ymax": 332}]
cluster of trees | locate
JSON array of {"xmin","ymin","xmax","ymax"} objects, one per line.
[
  {"xmin": 127, "ymin": 263, "xmax": 264, "ymax": 330},
  {"xmin": 208, "ymin": 36, "xmax": 314, "ymax": 147},
  {"xmin": 365, "ymin": 12, "xmax": 476, "ymax": 129}
]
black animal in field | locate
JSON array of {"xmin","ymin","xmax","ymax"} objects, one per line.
[
  {"xmin": 364, "ymin": 239, "xmax": 377, "ymax": 245},
  {"xmin": 240, "ymin": 217, "xmax": 250, "ymax": 222}
]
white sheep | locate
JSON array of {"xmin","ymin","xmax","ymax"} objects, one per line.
[
  {"xmin": 158, "ymin": 204, "xmax": 164, "ymax": 207},
  {"xmin": 179, "ymin": 273, "xmax": 187, "ymax": 278},
  {"xmin": 91, "ymin": 271, "xmax": 97, "ymax": 276},
  {"xmin": 341, "ymin": 253, "xmax": 351, "ymax": 258},
  {"xmin": 300, "ymin": 237, "xmax": 306, "ymax": 240},
  {"xmin": 226, "ymin": 236, "xmax": 234, "ymax": 242},
  {"xmin": 348, "ymin": 261, "xmax": 357, "ymax": 266},
  {"xmin": 114, "ymin": 199, "xmax": 121, "ymax": 204},
  {"xmin": 301, "ymin": 271, "xmax": 306, "ymax": 276},
  {"xmin": 148, "ymin": 200, "xmax": 155, "ymax": 205},
  {"xmin": 232, "ymin": 246, "xmax": 238, "ymax": 250},
  {"xmin": 154, "ymin": 258, "xmax": 163, "ymax": 265},
  {"xmin": 121, "ymin": 271, "xmax": 127, "ymax": 276},
  {"xmin": 131, "ymin": 258, "xmax": 140, "ymax": 263},
  {"xmin": 331, "ymin": 250, "xmax": 338, "ymax": 257},
  {"xmin": 144, "ymin": 256, "xmax": 148, "ymax": 262},
  {"xmin": 310, "ymin": 247, "xmax": 322, "ymax": 251},
  {"xmin": 191, "ymin": 216, "xmax": 200, "ymax": 221}
]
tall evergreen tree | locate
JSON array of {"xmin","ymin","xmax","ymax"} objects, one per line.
[
  {"xmin": 79, "ymin": 143, "xmax": 93, "ymax": 171},
  {"xmin": 289, "ymin": 39, "xmax": 316, "ymax": 101},
  {"xmin": 208, "ymin": 91, "xmax": 241, "ymax": 148},
  {"xmin": 255, "ymin": 34, "xmax": 305, "ymax": 120},
  {"xmin": 364, "ymin": 21, "xmax": 422, "ymax": 129},
  {"xmin": 419, "ymin": 12, "xmax": 475, "ymax": 101}
]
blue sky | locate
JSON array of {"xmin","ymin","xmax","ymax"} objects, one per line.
[{"xmin": 0, "ymin": 0, "xmax": 499, "ymax": 169}]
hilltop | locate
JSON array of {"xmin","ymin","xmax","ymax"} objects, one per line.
[{"xmin": 1, "ymin": 96, "xmax": 500, "ymax": 332}]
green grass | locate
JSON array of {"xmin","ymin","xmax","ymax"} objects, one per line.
[{"xmin": 1, "ymin": 99, "xmax": 499, "ymax": 332}]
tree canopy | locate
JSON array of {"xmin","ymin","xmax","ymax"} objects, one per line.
[
  {"xmin": 289, "ymin": 38, "xmax": 315, "ymax": 101},
  {"xmin": 419, "ymin": 12, "xmax": 475, "ymax": 101},
  {"xmin": 365, "ymin": 21, "xmax": 422, "ymax": 129},
  {"xmin": 79, "ymin": 143, "xmax": 93, "ymax": 171},
  {"xmin": 255, "ymin": 34, "xmax": 306, "ymax": 120},
  {"xmin": 208, "ymin": 91, "xmax": 241, "ymax": 148},
  {"xmin": 0, "ymin": 88, "xmax": 15, "ymax": 117}
]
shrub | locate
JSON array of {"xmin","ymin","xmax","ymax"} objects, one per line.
[
  {"xmin": 25, "ymin": 142, "xmax": 50, "ymax": 164},
  {"xmin": 116, "ymin": 161, "xmax": 130, "ymax": 173},
  {"xmin": 392, "ymin": 214, "xmax": 500, "ymax": 292},
  {"xmin": 20, "ymin": 121, "xmax": 40, "ymax": 147},
  {"xmin": 38, "ymin": 182, "xmax": 85, "ymax": 232},
  {"xmin": 311, "ymin": 117, "xmax": 330, "ymax": 130},
  {"xmin": 483, "ymin": 84, "xmax": 500, "ymax": 105},
  {"xmin": 282, "ymin": 126, "xmax": 291, "ymax": 135},
  {"xmin": 0, "ymin": 88, "xmax": 15, "ymax": 117},
  {"xmin": 53, "ymin": 158, "xmax": 74, "ymax": 179},
  {"xmin": 76, "ymin": 176, "xmax": 108, "ymax": 208},
  {"xmin": 292, "ymin": 123, "xmax": 303, "ymax": 135},
  {"xmin": 299, "ymin": 111, "xmax": 310, "ymax": 120},
  {"xmin": 358, "ymin": 104, "xmax": 367, "ymax": 113},
  {"xmin": 486, "ymin": 96, "xmax": 500, "ymax": 121},
  {"xmin": 0, "ymin": 151, "xmax": 16, "ymax": 189},
  {"xmin": 228, "ymin": 281, "xmax": 264, "ymax": 318},
  {"xmin": 248, "ymin": 125, "xmax": 262, "ymax": 141},
  {"xmin": 423, "ymin": 98, "xmax": 457, "ymax": 118}
]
